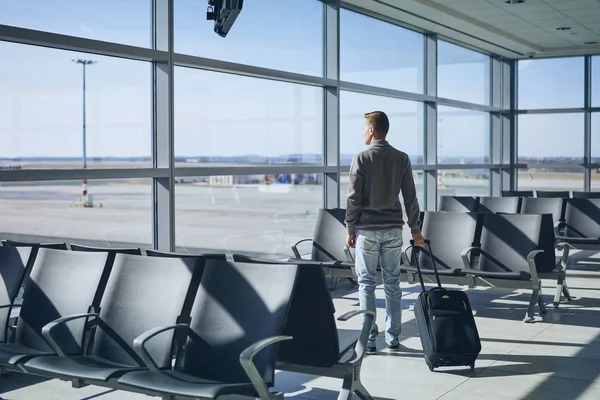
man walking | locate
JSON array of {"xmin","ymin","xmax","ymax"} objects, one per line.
[{"xmin": 345, "ymin": 110, "xmax": 424, "ymax": 355}]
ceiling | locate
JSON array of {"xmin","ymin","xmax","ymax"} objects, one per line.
[{"xmin": 347, "ymin": 0, "xmax": 600, "ymax": 59}]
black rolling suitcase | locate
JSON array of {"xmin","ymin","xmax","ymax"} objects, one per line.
[{"xmin": 412, "ymin": 240, "xmax": 481, "ymax": 372}]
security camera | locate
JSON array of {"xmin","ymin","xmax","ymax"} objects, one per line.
[{"xmin": 526, "ymin": 52, "xmax": 535, "ymax": 59}]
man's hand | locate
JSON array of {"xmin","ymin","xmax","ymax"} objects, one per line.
[
  {"xmin": 412, "ymin": 232, "xmax": 425, "ymax": 247},
  {"xmin": 347, "ymin": 234, "xmax": 356, "ymax": 248}
]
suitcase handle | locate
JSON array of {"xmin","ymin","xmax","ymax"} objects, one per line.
[{"xmin": 410, "ymin": 239, "xmax": 443, "ymax": 290}]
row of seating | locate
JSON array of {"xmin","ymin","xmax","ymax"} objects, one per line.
[
  {"xmin": 293, "ymin": 208, "xmax": 570, "ymax": 322},
  {"xmin": 502, "ymin": 190, "xmax": 600, "ymax": 199},
  {"xmin": 0, "ymin": 241, "xmax": 374, "ymax": 400},
  {"xmin": 440, "ymin": 195, "xmax": 600, "ymax": 262}
]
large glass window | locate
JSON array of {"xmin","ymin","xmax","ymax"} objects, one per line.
[
  {"xmin": 340, "ymin": 8, "xmax": 424, "ymax": 93},
  {"xmin": 0, "ymin": 0, "xmax": 151, "ymax": 48},
  {"xmin": 174, "ymin": 0, "xmax": 323, "ymax": 76},
  {"xmin": 590, "ymin": 113, "xmax": 600, "ymax": 190},
  {"xmin": 0, "ymin": 179, "xmax": 152, "ymax": 247},
  {"xmin": 518, "ymin": 57, "xmax": 584, "ymax": 110},
  {"xmin": 592, "ymin": 57, "xmax": 600, "ymax": 107},
  {"xmin": 437, "ymin": 106, "xmax": 490, "ymax": 164},
  {"xmin": 437, "ymin": 41, "xmax": 490, "ymax": 105},
  {"xmin": 518, "ymin": 168, "xmax": 583, "ymax": 192},
  {"xmin": 518, "ymin": 114, "xmax": 584, "ymax": 164},
  {"xmin": 437, "ymin": 169, "xmax": 490, "ymax": 199},
  {"xmin": 0, "ymin": 42, "xmax": 152, "ymax": 169},
  {"xmin": 174, "ymin": 68, "xmax": 323, "ymax": 166},
  {"xmin": 340, "ymin": 91, "xmax": 424, "ymax": 166},
  {"xmin": 174, "ymin": 173, "xmax": 322, "ymax": 258}
]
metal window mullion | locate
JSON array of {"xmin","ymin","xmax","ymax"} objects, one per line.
[
  {"xmin": 152, "ymin": 0, "xmax": 175, "ymax": 251},
  {"xmin": 584, "ymin": 55, "xmax": 592, "ymax": 192},
  {"xmin": 0, "ymin": 24, "xmax": 167, "ymax": 62},
  {"xmin": 510, "ymin": 59, "xmax": 518, "ymax": 190},
  {"xmin": 424, "ymin": 34, "xmax": 437, "ymax": 211},
  {"xmin": 490, "ymin": 57, "xmax": 501, "ymax": 196},
  {"xmin": 324, "ymin": 0, "xmax": 340, "ymax": 209}
]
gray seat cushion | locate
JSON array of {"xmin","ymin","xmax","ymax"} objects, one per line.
[{"xmin": 118, "ymin": 370, "xmax": 256, "ymax": 398}]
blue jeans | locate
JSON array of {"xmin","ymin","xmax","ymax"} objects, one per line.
[{"xmin": 355, "ymin": 228, "xmax": 403, "ymax": 347}]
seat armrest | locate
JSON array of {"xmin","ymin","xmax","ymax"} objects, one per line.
[
  {"xmin": 554, "ymin": 221, "xmax": 564, "ymax": 237},
  {"xmin": 526, "ymin": 250, "xmax": 543, "ymax": 284},
  {"xmin": 132, "ymin": 324, "xmax": 190, "ymax": 371},
  {"xmin": 240, "ymin": 336, "xmax": 293, "ymax": 400},
  {"xmin": 336, "ymin": 310, "xmax": 375, "ymax": 361},
  {"xmin": 461, "ymin": 246, "xmax": 478, "ymax": 270},
  {"xmin": 402, "ymin": 245, "xmax": 415, "ymax": 265},
  {"xmin": 343, "ymin": 246, "xmax": 354, "ymax": 262},
  {"xmin": 42, "ymin": 313, "xmax": 99, "ymax": 357},
  {"xmin": 291, "ymin": 239, "xmax": 313, "ymax": 259}
]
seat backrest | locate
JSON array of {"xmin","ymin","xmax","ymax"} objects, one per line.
[
  {"xmin": 91, "ymin": 254, "xmax": 204, "ymax": 367},
  {"xmin": 231, "ymin": 255, "xmax": 339, "ymax": 368},
  {"xmin": 478, "ymin": 213, "xmax": 543, "ymax": 275},
  {"xmin": 478, "ymin": 197, "xmax": 520, "ymax": 214},
  {"xmin": 502, "ymin": 190, "xmax": 534, "ymax": 197},
  {"xmin": 418, "ymin": 211, "xmax": 480, "ymax": 271},
  {"xmin": 536, "ymin": 190, "xmax": 570, "ymax": 198},
  {"xmin": 438, "ymin": 196, "xmax": 479, "ymax": 212},
  {"xmin": 70, "ymin": 244, "xmax": 144, "ymax": 312},
  {"xmin": 146, "ymin": 249, "xmax": 227, "ymax": 261},
  {"xmin": 16, "ymin": 248, "xmax": 109, "ymax": 354},
  {"xmin": 572, "ymin": 191, "xmax": 600, "ymax": 199},
  {"xmin": 183, "ymin": 260, "xmax": 298, "ymax": 386},
  {"xmin": 564, "ymin": 198, "xmax": 600, "ymax": 238},
  {"xmin": 70, "ymin": 244, "xmax": 142, "ymax": 255},
  {"xmin": 520, "ymin": 197, "xmax": 565, "ymax": 224},
  {"xmin": 312, "ymin": 209, "xmax": 347, "ymax": 261},
  {"xmin": 0, "ymin": 247, "xmax": 31, "ymax": 342},
  {"xmin": 1, "ymin": 240, "xmax": 68, "ymax": 250}
]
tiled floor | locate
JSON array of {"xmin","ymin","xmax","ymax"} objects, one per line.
[{"xmin": 1, "ymin": 267, "xmax": 600, "ymax": 400}]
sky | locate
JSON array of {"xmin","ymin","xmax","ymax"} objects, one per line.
[{"xmin": 0, "ymin": 0, "xmax": 595, "ymax": 165}]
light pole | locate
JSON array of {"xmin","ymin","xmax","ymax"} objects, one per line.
[{"xmin": 72, "ymin": 58, "xmax": 96, "ymax": 206}]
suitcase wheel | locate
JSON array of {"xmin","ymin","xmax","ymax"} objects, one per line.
[
  {"xmin": 469, "ymin": 362, "xmax": 475, "ymax": 371},
  {"xmin": 428, "ymin": 364, "xmax": 435, "ymax": 372}
]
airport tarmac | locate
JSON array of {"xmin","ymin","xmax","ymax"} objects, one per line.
[{"xmin": 0, "ymin": 175, "xmax": 591, "ymax": 257}]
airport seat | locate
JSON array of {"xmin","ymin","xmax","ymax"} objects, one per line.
[
  {"xmin": 0, "ymin": 249, "xmax": 110, "ymax": 370},
  {"xmin": 555, "ymin": 198, "xmax": 600, "ymax": 249},
  {"xmin": 478, "ymin": 196, "xmax": 521, "ymax": 214},
  {"xmin": 146, "ymin": 248, "xmax": 227, "ymax": 261},
  {"xmin": 290, "ymin": 208, "xmax": 356, "ymax": 289},
  {"xmin": 402, "ymin": 211, "xmax": 479, "ymax": 286},
  {"xmin": 438, "ymin": 196, "xmax": 479, "ymax": 212},
  {"xmin": 502, "ymin": 190, "xmax": 534, "ymax": 197},
  {"xmin": 520, "ymin": 197, "xmax": 565, "ymax": 223},
  {"xmin": 231, "ymin": 254, "xmax": 374, "ymax": 400},
  {"xmin": 0, "ymin": 247, "xmax": 31, "ymax": 342},
  {"xmin": 116, "ymin": 259, "xmax": 299, "ymax": 400},
  {"xmin": 536, "ymin": 190, "xmax": 570, "ymax": 198},
  {"xmin": 572, "ymin": 191, "xmax": 600, "ymax": 199},
  {"xmin": 462, "ymin": 213, "xmax": 569, "ymax": 322},
  {"xmin": 23, "ymin": 253, "xmax": 205, "ymax": 389}
]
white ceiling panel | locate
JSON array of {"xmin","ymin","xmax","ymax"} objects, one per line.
[{"xmin": 347, "ymin": 0, "xmax": 600, "ymax": 58}]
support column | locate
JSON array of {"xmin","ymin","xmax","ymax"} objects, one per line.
[
  {"xmin": 584, "ymin": 55, "xmax": 592, "ymax": 192},
  {"xmin": 508, "ymin": 59, "xmax": 518, "ymax": 190},
  {"xmin": 324, "ymin": 0, "xmax": 340, "ymax": 209},
  {"xmin": 424, "ymin": 34, "xmax": 438, "ymax": 211},
  {"xmin": 152, "ymin": 0, "xmax": 175, "ymax": 251},
  {"xmin": 501, "ymin": 59, "xmax": 513, "ymax": 192},
  {"xmin": 490, "ymin": 56, "xmax": 502, "ymax": 196}
]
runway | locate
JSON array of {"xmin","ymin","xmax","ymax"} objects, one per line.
[{"xmin": 0, "ymin": 174, "xmax": 590, "ymax": 258}]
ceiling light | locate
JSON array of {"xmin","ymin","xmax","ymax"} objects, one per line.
[
  {"xmin": 505, "ymin": 0, "xmax": 525, "ymax": 3},
  {"xmin": 556, "ymin": 27, "xmax": 571, "ymax": 31}
]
